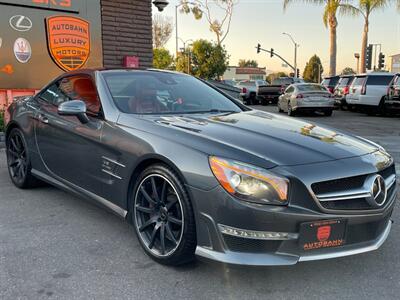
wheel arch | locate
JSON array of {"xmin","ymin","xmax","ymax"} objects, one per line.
[
  {"xmin": 125, "ymin": 154, "xmax": 189, "ymax": 223},
  {"xmin": 4, "ymin": 121, "xmax": 21, "ymax": 145}
]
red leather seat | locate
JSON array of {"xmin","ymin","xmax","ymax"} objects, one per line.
[{"xmin": 73, "ymin": 78, "xmax": 100, "ymax": 114}]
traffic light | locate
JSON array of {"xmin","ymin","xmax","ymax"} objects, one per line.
[
  {"xmin": 378, "ymin": 52, "xmax": 385, "ymax": 70},
  {"xmin": 296, "ymin": 68, "xmax": 300, "ymax": 78},
  {"xmin": 365, "ymin": 44, "xmax": 373, "ymax": 70},
  {"xmin": 257, "ymin": 43, "xmax": 261, "ymax": 54},
  {"xmin": 270, "ymin": 48, "xmax": 274, "ymax": 58}
]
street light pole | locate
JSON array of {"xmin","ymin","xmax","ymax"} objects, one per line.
[
  {"xmin": 354, "ymin": 53, "xmax": 360, "ymax": 73},
  {"xmin": 175, "ymin": 5, "xmax": 179, "ymax": 58},
  {"xmin": 283, "ymin": 32, "xmax": 299, "ymax": 78}
]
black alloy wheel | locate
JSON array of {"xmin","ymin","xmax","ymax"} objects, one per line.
[
  {"xmin": 6, "ymin": 128, "xmax": 41, "ymax": 189},
  {"xmin": 133, "ymin": 165, "xmax": 196, "ymax": 265}
]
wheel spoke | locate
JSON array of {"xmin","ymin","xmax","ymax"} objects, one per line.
[
  {"xmin": 7, "ymin": 149, "xmax": 19, "ymax": 157},
  {"xmin": 148, "ymin": 225, "xmax": 159, "ymax": 249},
  {"xmin": 165, "ymin": 223, "xmax": 177, "ymax": 245},
  {"xmin": 151, "ymin": 177, "xmax": 160, "ymax": 203},
  {"xmin": 168, "ymin": 216, "xmax": 182, "ymax": 226},
  {"xmin": 136, "ymin": 205, "xmax": 153, "ymax": 214},
  {"xmin": 166, "ymin": 197, "xmax": 178, "ymax": 210},
  {"xmin": 139, "ymin": 216, "xmax": 157, "ymax": 232},
  {"xmin": 140, "ymin": 186, "xmax": 157, "ymax": 205},
  {"xmin": 160, "ymin": 223, "xmax": 166, "ymax": 255},
  {"xmin": 161, "ymin": 180, "xmax": 167, "ymax": 202},
  {"xmin": 11, "ymin": 138, "xmax": 20, "ymax": 152}
]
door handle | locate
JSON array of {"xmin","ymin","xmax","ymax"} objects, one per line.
[{"xmin": 38, "ymin": 114, "xmax": 49, "ymax": 124}]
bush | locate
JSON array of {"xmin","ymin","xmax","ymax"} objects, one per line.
[{"xmin": 0, "ymin": 110, "xmax": 4, "ymax": 132}]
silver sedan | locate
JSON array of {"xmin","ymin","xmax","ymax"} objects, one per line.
[{"xmin": 278, "ymin": 83, "xmax": 335, "ymax": 116}]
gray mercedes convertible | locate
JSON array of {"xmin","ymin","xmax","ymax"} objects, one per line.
[{"xmin": 4, "ymin": 69, "xmax": 397, "ymax": 266}]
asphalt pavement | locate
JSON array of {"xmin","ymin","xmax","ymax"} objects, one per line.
[{"xmin": 1, "ymin": 108, "xmax": 400, "ymax": 299}]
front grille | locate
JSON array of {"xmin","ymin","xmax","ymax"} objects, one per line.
[
  {"xmin": 311, "ymin": 165, "xmax": 396, "ymax": 211},
  {"xmin": 312, "ymin": 175, "xmax": 366, "ymax": 195},
  {"xmin": 223, "ymin": 235, "xmax": 281, "ymax": 253}
]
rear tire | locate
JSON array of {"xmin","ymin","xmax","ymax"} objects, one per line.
[
  {"xmin": 132, "ymin": 164, "xmax": 196, "ymax": 266},
  {"xmin": 288, "ymin": 103, "xmax": 296, "ymax": 116},
  {"xmin": 6, "ymin": 128, "xmax": 43, "ymax": 189},
  {"xmin": 379, "ymin": 98, "xmax": 387, "ymax": 116},
  {"xmin": 324, "ymin": 110, "xmax": 333, "ymax": 117}
]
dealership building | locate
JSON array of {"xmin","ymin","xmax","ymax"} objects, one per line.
[{"xmin": 0, "ymin": 0, "xmax": 158, "ymax": 107}]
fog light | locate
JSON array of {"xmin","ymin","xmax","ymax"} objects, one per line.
[{"xmin": 219, "ymin": 224, "xmax": 298, "ymax": 241}]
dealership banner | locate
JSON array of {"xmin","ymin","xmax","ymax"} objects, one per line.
[{"xmin": 0, "ymin": 0, "xmax": 102, "ymax": 89}]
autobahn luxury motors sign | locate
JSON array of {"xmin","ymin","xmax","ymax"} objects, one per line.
[{"xmin": 46, "ymin": 15, "xmax": 90, "ymax": 71}]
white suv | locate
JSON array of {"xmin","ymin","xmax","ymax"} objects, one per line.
[{"xmin": 346, "ymin": 73, "xmax": 395, "ymax": 114}]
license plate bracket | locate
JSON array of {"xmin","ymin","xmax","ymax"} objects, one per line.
[{"xmin": 299, "ymin": 219, "xmax": 347, "ymax": 251}]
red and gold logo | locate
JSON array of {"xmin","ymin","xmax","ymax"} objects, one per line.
[
  {"xmin": 46, "ymin": 16, "xmax": 90, "ymax": 72},
  {"xmin": 317, "ymin": 225, "xmax": 331, "ymax": 242}
]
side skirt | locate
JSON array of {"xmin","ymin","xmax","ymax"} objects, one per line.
[{"xmin": 31, "ymin": 169, "xmax": 128, "ymax": 219}]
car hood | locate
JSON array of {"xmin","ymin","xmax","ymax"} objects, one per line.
[{"xmin": 123, "ymin": 110, "xmax": 379, "ymax": 167}]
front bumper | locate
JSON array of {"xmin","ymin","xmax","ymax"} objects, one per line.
[
  {"xmin": 189, "ymin": 157, "xmax": 397, "ymax": 266},
  {"xmin": 196, "ymin": 220, "xmax": 392, "ymax": 266}
]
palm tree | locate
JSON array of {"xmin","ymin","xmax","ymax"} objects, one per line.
[
  {"xmin": 284, "ymin": 0, "xmax": 347, "ymax": 76},
  {"xmin": 340, "ymin": 0, "xmax": 400, "ymax": 73}
]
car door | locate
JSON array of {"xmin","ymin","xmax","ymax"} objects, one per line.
[
  {"xmin": 283, "ymin": 86, "xmax": 295, "ymax": 111},
  {"xmin": 34, "ymin": 75, "xmax": 107, "ymax": 196},
  {"xmin": 364, "ymin": 75, "xmax": 394, "ymax": 105}
]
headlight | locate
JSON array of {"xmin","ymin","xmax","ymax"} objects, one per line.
[{"xmin": 209, "ymin": 156, "xmax": 289, "ymax": 205}]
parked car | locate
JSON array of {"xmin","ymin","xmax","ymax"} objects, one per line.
[
  {"xmin": 333, "ymin": 75, "xmax": 355, "ymax": 110},
  {"xmin": 257, "ymin": 77, "xmax": 305, "ymax": 106},
  {"xmin": 278, "ymin": 83, "xmax": 335, "ymax": 116},
  {"xmin": 346, "ymin": 73, "xmax": 395, "ymax": 115},
  {"xmin": 4, "ymin": 69, "xmax": 397, "ymax": 266},
  {"xmin": 236, "ymin": 80, "xmax": 268, "ymax": 105},
  {"xmin": 384, "ymin": 73, "xmax": 400, "ymax": 114},
  {"xmin": 321, "ymin": 76, "xmax": 340, "ymax": 94}
]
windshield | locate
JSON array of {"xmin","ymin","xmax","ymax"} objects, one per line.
[
  {"xmin": 297, "ymin": 84, "xmax": 328, "ymax": 92},
  {"xmin": 238, "ymin": 81, "xmax": 256, "ymax": 87},
  {"xmin": 272, "ymin": 78, "xmax": 293, "ymax": 85},
  {"xmin": 103, "ymin": 71, "xmax": 242, "ymax": 114}
]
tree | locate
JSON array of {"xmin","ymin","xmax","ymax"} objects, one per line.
[
  {"xmin": 238, "ymin": 59, "xmax": 258, "ymax": 68},
  {"xmin": 153, "ymin": 48, "xmax": 174, "ymax": 70},
  {"xmin": 284, "ymin": 0, "xmax": 347, "ymax": 76},
  {"xmin": 340, "ymin": 0, "xmax": 400, "ymax": 73},
  {"xmin": 341, "ymin": 67, "xmax": 356, "ymax": 75},
  {"xmin": 153, "ymin": 14, "xmax": 173, "ymax": 48},
  {"xmin": 303, "ymin": 55, "xmax": 324, "ymax": 83},
  {"xmin": 266, "ymin": 72, "xmax": 288, "ymax": 83},
  {"xmin": 180, "ymin": 0, "xmax": 238, "ymax": 45},
  {"xmin": 176, "ymin": 39, "xmax": 229, "ymax": 79}
]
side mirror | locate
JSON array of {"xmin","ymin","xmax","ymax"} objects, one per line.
[{"xmin": 58, "ymin": 100, "xmax": 90, "ymax": 124}]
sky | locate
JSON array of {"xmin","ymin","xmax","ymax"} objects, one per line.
[{"xmin": 152, "ymin": 0, "xmax": 400, "ymax": 75}]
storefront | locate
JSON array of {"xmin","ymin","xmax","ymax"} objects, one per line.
[{"xmin": 0, "ymin": 0, "xmax": 155, "ymax": 107}]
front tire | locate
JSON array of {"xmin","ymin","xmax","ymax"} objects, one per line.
[
  {"xmin": 132, "ymin": 164, "xmax": 196, "ymax": 266},
  {"xmin": 288, "ymin": 102, "xmax": 296, "ymax": 116},
  {"xmin": 324, "ymin": 110, "xmax": 333, "ymax": 116},
  {"xmin": 6, "ymin": 128, "xmax": 42, "ymax": 189}
]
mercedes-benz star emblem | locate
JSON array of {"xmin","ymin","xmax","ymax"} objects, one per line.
[
  {"xmin": 365, "ymin": 175, "xmax": 387, "ymax": 208},
  {"xmin": 9, "ymin": 15, "xmax": 33, "ymax": 32}
]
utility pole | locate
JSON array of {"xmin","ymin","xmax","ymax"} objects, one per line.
[{"xmin": 283, "ymin": 32, "xmax": 299, "ymax": 78}]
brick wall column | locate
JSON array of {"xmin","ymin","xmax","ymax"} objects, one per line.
[{"xmin": 101, "ymin": 0, "xmax": 153, "ymax": 68}]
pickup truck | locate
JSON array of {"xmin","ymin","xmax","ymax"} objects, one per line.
[
  {"xmin": 257, "ymin": 77, "xmax": 304, "ymax": 105},
  {"xmin": 236, "ymin": 80, "xmax": 268, "ymax": 105}
]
